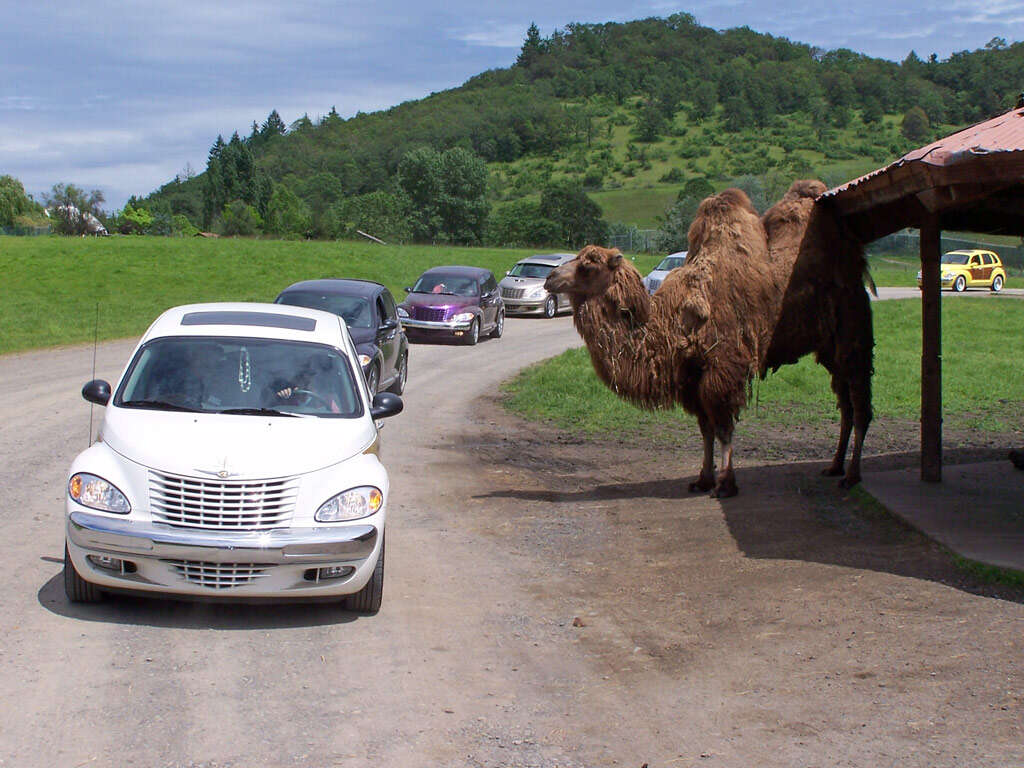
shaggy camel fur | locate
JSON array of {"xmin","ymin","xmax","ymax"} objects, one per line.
[
  {"xmin": 761, "ymin": 180, "xmax": 874, "ymax": 487},
  {"xmin": 545, "ymin": 189, "xmax": 775, "ymax": 497}
]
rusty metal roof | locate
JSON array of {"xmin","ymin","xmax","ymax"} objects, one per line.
[{"xmin": 820, "ymin": 106, "xmax": 1024, "ymax": 240}]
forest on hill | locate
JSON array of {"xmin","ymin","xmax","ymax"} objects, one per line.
[{"xmin": 116, "ymin": 14, "xmax": 1024, "ymax": 248}]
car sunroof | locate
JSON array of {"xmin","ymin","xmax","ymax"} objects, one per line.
[{"xmin": 181, "ymin": 311, "xmax": 316, "ymax": 331}]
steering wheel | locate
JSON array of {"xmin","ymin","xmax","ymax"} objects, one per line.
[{"xmin": 290, "ymin": 388, "xmax": 330, "ymax": 409}]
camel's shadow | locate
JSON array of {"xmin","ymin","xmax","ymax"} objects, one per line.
[{"xmin": 476, "ymin": 448, "xmax": 1023, "ymax": 604}]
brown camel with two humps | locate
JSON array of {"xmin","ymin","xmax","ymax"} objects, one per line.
[{"xmin": 545, "ymin": 188, "xmax": 775, "ymax": 497}]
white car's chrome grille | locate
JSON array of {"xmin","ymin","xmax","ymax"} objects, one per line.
[
  {"xmin": 164, "ymin": 559, "xmax": 274, "ymax": 589},
  {"xmin": 149, "ymin": 471, "xmax": 298, "ymax": 530},
  {"xmin": 502, "ymin": 287, "xmax": 526, "ymax": 299}
]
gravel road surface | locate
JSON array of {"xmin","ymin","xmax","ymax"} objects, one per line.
[{"xmin": 1, "ymin": 308, "xmax": 1020, "ymax": 767}]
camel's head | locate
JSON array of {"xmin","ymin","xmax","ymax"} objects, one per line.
[{"xmin": 545, "ymin": 245, "xmax": 626, "ymax": 300}]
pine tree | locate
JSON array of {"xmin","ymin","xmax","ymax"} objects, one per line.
[
  {"xmin": 208, "ymin": 135, "xmax": 226, "ymax": 164},
  {"xmin": 517, "ymin": 23, "xmax": 544, "ymax": 68},
  {"xmin": 261, "ymin": 110, "xmax": 287, "ymax": 138}
]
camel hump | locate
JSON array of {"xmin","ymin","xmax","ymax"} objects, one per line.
[
  {"xmin": 785, "ymin": 179, "xmax": 827, "ymax": 200},
  {"xmin": 709, "ymin": 187, "xmax": 757, "ymax": 215}
]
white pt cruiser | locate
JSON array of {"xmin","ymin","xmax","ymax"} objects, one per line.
[{"xmin": 64, "ymin": 303, "xmax": 402, "ymax": 612}]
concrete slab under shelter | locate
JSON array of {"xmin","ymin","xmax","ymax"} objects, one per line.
[{"xmin": 863, "ymin": 461, "xmax": 1024, "ymax": 573}]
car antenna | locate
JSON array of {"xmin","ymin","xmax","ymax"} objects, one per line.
[{"xmin": 88, "ymin": 302, "xmax": 99, "ymax": 446}]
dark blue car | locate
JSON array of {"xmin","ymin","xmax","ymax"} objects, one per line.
[{"xmin": 276, "ymin": 279, "xmax": 409, "ymax": 395}]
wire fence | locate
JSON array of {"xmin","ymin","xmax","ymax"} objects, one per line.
[
  {"xmin": 0, "ymin": 225, "xmax": 51, "ymax": 236},
  {"xmin": 607, "ymin": 228, "xmax": 659, "ymax": 253}
]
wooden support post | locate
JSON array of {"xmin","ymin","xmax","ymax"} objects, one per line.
[{"xmin": 920, "ymin": 216, "xmax": 942, "ymax": 482}]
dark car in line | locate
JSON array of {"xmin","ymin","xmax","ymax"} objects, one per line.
[
  {"xmin": 397, "ymin": 266, "xmax": 504, "ymax": 345},
  {"xmin": 275, "ymin": 279, "xmax": 408, "ymax": 395}
]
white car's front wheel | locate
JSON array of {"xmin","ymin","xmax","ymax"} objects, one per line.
[
  {"xmin": 344, "ymin": 536, "xmax": 384, "ymax": 614},
  {"xmin": 64, "ymin": 544, "xmax": 104, "ymax": 603}
]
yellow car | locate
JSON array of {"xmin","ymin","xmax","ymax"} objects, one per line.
[{"xmin": 916, "ymin": 249, "xmax": 1007, "ymax": 292}]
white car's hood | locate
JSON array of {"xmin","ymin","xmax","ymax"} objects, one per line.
[{"xmin": 101, "ymin": 407, "xmax": 376, "ymax": 478}]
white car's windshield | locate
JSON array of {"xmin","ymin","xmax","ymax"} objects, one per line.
[
  {"xmin": 655, "ymin": 256, "xmax": 686, "ymax": 271},
  {"xmin": 114, "ymin": 336, "xmax": 363, "ymax": 418},
  {"xmin": 508, "ymin": 263, "xmax": 555, "ymax": 279}
]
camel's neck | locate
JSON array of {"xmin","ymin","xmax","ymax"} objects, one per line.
[{"xmin": 572, "ymin": 278, "xmax": 686, "ymax": 411}]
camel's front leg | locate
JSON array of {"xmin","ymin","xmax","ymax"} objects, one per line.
[
  {"xmin": 689, "ymin": 413, "xmax": 716, "ymax": 492},
  {"xmin": 711, "ymin": 422, "xmax": 738, "ymax": 498}
]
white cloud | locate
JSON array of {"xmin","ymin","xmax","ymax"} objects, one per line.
[{"xmin": 451, "ymin": 22, "xmax": 529, "ymax": 48}]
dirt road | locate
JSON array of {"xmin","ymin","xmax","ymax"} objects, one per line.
[{"xmin": 1, "ymin": 316, "xmax": 1021, "ymax": 767}]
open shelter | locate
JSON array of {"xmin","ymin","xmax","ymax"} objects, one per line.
[{"xmin": 821, "ymin": 103, "xmax": 1024, "ymax": 481}]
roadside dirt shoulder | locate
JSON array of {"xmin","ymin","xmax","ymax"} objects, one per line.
[{"xmin": 453, "ymin": 394, "xmax": 1024, "ymax": 766}]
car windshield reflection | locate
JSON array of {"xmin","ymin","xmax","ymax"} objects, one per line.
[
  {"xmin": 508, "ymin": 264, "xmax": 555, "ymax": 279},
  {"xmin": 114, "ymin": 336, "xmax": 363, "ymax": 418},
  {"xmin": 412, "ymin": 275, "xmax": 479, "ymax": 296},
  {"xmin": 655, "ymin": 257, "xmax": 686, "ymax": 271}
]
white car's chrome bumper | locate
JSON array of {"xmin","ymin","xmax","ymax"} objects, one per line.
[{"xmin": 66, "ymin": 510, "xmax": 380, "ymax": 598}]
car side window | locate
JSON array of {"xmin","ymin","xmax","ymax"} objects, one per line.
[
  {"xmin": 381, "ymin": 290, "xmax": 398, "ymax": 321},
  {"xmin": 483, "ymin": 275, "xmax": 497, "ymax": 294},
  {"xmin": 969, "ymin": 255, "xmax": 979, "ymax": 266},
  {"xmin": 375, "ymin": 296, "xmax": 388, "ymax": 325},
  {"xmin": 982, "ymin": 253, "xmax": 993, "ymax": 265}
]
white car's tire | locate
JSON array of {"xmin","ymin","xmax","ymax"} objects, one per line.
[
  {"xmin": 64, "ymin": 544, "xmax": 103, "ymax": 603},
  {"xmin": 345, "ymin": 536, "xmax": 384, "ymax": 614}
]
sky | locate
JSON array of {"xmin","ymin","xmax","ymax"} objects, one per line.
[{"xmin": 2, "ymin": 1, "xmax": 1021, "ymax": 210}]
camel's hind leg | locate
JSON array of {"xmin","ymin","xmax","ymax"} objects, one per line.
[
  {"xmin": 840, "ymin": 374, "xmax": 872, "ymax": 489},
  {"xmin": 824, "ymin": 373, "xmax": 853, "ymax": 477},
  {"xmin": 689, "ymin": 413, "xmax": 716, "ymax": 492},
  {"xmin": 711, "ymin": 420, "xmax": 738, "ymax": 498}
]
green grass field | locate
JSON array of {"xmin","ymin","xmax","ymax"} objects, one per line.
[
  {"xmin": 504, "ymin": 298, "xmax": 1024, "ymax": 434},
  {"xmin": 0, "ymin": 236, "xmax": 553, "ymax": 355}
]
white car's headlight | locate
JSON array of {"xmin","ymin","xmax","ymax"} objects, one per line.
[
  {"xmin": 316, "ymin": 486, "xmax": 383, "ymax": 522},
  {"xmin": 526, "ymin": 285, "xmax": 547, "ymax": 298},
  {"xmin": 69, "ymin": 473, "xmax": 130, "ymax": 514},
  {"xmin": 358, "ymin": 354, "xmax": 372, "ymax": 368},
  {"xmin": 453, "ymin": 312, "xmax": 475, "ymax": 322},
  {"xmin": 396, "ymin": 306, "xmax": 409, "ymax": 318}
]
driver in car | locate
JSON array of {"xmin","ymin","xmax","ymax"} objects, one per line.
[{"xmin": 267, "ymin": 356, "xmax": 342, "ymax": 413}]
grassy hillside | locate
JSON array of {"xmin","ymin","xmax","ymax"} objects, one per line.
[
  {"xmin": 502, "ymin": 107, "xmax": 917, "ymax": 227},
  {"xmin": 140, "ymin": 15, "xmax": 1024, "ymax": 239}
]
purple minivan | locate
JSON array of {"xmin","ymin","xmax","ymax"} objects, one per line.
[{"xmin": 397, "ymin": 266, "xmax": 504, "ymax": 345}]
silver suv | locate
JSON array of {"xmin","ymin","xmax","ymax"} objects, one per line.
[{"xmin": 499, "ymin": 253, "xmax": 576, "ymax": 317}]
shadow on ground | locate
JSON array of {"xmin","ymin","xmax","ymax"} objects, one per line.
[
  {"xmin": 37, "ymin": 570, "xmax": 361, "ymax": 629},
  {"xmin": 475, "ymin": 442, "xmax": 1024, "ymax": 605}
]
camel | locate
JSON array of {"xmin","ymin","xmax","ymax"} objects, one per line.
[
  {"xmin": 761, "ymin": 180, "xmax": 874, "ymax": 487},
  {"xmin": 545, "ymin": 189, "xmax": 775, "ymax": 497}
]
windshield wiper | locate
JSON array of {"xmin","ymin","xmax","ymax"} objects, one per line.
[
  {"xmin": 218, "ymin": 407, "xmax": 309, "ymax": 418},
  {"xmin": 120, "ymin": 399, "xmax": 200, "ymax": 413}
]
